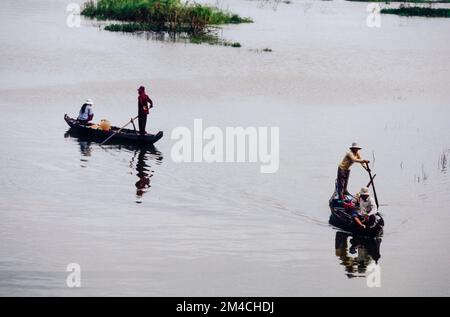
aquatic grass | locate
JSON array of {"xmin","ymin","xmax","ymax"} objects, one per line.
[
  {"xmin": 229, "ymin": 42, "xmax": 242, "ymax": 48},
  {"xmin": 249, "ymin": 47, "xmax": 273, "ymax": 53},
  {"xmin": 438, "ymin": 149, "xmax": 449, "ymax": 172},
  {"xmin": 187, "ymin": 33, "xmax": 242, "ymax": 48},
  {"xmin": 82, "ymin": 0, "xmax": 253, "ymax": 44},
  {"xmin": 104, "ymin": 22, "xmax": 192, "ymax": 33},
  {"xmin": 105, "ymin": 22, "xmax": 158, "ymax": 32},
  {"xmin": 381, "ymin": 6, "xmax": 450, "ymax": 17}
]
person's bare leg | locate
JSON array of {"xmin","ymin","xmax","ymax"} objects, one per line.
[{"xmin": 354, "ymin": 217, "xmax": 366, "ymax": 229}]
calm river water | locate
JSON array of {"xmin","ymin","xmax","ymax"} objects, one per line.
[{"xmin": 0, "ymin": 0, "xmax": 449, "ymax": 296}]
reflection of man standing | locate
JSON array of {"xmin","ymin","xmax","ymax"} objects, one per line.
[
  {"xmin": 334, "ymin": 232, "xmax": 381, "ymax": 278},
  {"xmin": 137, "ymin": 86, "xmax": 153, "ymax": 135},
  {"xmin": 135, "ymin": 149, "xmax": 151, "ymax": 198}
]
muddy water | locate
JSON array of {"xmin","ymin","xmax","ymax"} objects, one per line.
[{"xmin": 0, "ymin": 0, "xmax": 449, "ymax": 296}]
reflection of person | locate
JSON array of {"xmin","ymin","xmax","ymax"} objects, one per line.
[
  {"xmin": 78, "ymin": 140, "xmax": 92, "ymax": 157},
  {"xmin": 135, "ymin": 148, "xmax": 152, "ymax": 198},
  {"xmin": 137, "ymin": 86, "xmax": 153, "ymax": 135},
  {"xmin": 334, "ymin": 232, "xmax": 381, "ymax": 278},
  {"xmin": 337, "ymin": 142, "xmax": 370, "ymax": 199},
  {"xmin": 77, "ymin": 99, "xmax": 94, "ymax": 124}
]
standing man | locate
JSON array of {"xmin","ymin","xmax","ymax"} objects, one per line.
[
  {"xmin": 137, "ymin": 86, "xmax": 153, "ymax": 135},
  {"xmin": 337, "ymin": 142, "xmax": 370, "ymax": 199}
]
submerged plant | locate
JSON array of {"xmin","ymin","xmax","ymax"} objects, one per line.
[
  {"xmin": 381, "ymin": 6, "xmax": 450, "ymax": 17},
  {"xmin": 438, "ymin": 149, "xmax": 449, "ymax": 172}
]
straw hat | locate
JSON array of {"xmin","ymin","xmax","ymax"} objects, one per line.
[
  {"xmin": 359, "ymin": 187, "xmax": 370, "ymax": 196},
  {"xmin": 85, "ymin": 99, "xmax": 94, "ymax": 105},
  {"xmin": 350, "ymin": 142, "xmax": 362, "ymax": 150}
]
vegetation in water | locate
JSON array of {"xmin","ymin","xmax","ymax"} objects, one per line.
[
  {"xmin": 381, "ymin": 6, "xmax": 450, "ymax": 17},
  {"xmin": 82, "ymin": 0, "xmax": 253, "ymax": 46},
  {"xmin": 249, "ymin": 47, "xmax": 273, "ymax": 53}
]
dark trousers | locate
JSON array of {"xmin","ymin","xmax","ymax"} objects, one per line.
[
  {"xmin": 138, "ymin": 114, "xmax": 147, "ymax": 135},
  {"xmin": 337, "ymin": 167, "xmax": 350, "ymax": 199}
]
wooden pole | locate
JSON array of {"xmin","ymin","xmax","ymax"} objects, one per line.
[
  {"xmin": 130, "ymin": 117, "xmax": 138, "ymax": 134},
  {"xmin": 366, "ymin": 174, "xmax": 376, "ymax": 188},
  {"xmin": 365, "ymin": 163, "xmax": 379, "ymax": 208}
]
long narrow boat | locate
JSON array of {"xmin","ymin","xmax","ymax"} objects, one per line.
[
  {"xmin": 329, "ymin": 191, "xmax": 384, "ymax": 237},
  {"xmin": 64, "ymin": 114, "xmax": 163, "ymax": 145}
]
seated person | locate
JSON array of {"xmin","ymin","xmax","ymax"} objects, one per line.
[
  {"xmin": 77, "ymin": 99, "xmax": 94, "ymax": 124},
  {"xmin": 344, "ymin": 187, "xmax": 377, "ymax": 229}
]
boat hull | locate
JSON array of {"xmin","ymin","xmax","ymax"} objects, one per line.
[
  {"xmin": 329, "ymin": 192, "xmax": 384, "ymax": 237},
  {"xmin": 64, "ymin": 114, "xmax": 163, "ymax": 146}
]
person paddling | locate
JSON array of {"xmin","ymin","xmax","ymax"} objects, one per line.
[
  {"xmin": 137, "ymin": 86, "xmax": 153, "ymax": 135},
  {"xmin": 337, "ymin": 142, "xmax": 370, "ymax": 199},
  {"xmin": 77, "ymin": 99, "xmax": 94, "ymax": 124}
]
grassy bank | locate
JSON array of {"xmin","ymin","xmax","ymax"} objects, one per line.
[
  {"xmin": 381, "ymin": 6, "xmax": 450, "ymax": 17},
  {"xmin": 82, "ymin": 0, "xmax": 252, "ymax": 45}
]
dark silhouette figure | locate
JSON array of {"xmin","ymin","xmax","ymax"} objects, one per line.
[
  {"xmin": 334, "ymin": 231, "xmax": 381, "ymax": 279},
  {"xmin": 131, "ymin": 146, "xmax": 163, "ymax": 202}
]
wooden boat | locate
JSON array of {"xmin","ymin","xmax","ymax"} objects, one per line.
[
  {"xmin": 329, "ymin": 191, "xmax": 384, "ymax": 237},
  {"xmin": 64, "ymin": 114, "xmax": 163, "ymax": 145}
]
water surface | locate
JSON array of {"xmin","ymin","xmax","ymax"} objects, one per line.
[{"xmin": 0, "ymin": 0, "xmax": 449, "ymax": 296}]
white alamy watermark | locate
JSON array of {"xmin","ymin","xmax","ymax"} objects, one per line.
[
  {"xmin": 66, "ymin": 263, "xmax": 81, "ymax": 288},
  {"xmin": 366, "ymin": 262, "xmax": 381, "ymax": 288},
  {"xmin": 366, "ymin": 4, "xmax": 381, "ymax": 28},
  {"xmin": 171, "ymin": 119, "xmax": 280, "ymax": 173},
  {"xmin": 66, "ymin": 3, "xmax": 81, "ymax": 28}
]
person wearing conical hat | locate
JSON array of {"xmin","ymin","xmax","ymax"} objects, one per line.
[
  {"xmin": 77, "ymin": 99, "xmax": 94, "ymax": 124},
  {"xmin": 352, "ymin": 187, "xmax": 378, "ymax": 229},
  {"xmin": 357, "ymin": 187, "xmax": 377, "ymax": 216},
  {"xmin": 77, "ymin": 98, "xmax": 94, "ymax": 124},
  {"xmin": 336, "ymin": 142, "xmax": 370, "ymax": 200}
]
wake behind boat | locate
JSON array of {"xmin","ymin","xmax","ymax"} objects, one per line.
[{"xmin": 64, "ymin": 114, "xmax": 163, "ymax": 146}]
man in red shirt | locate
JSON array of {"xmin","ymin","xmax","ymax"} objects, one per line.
[{"xmin": 137, "ymin": 86, "xmax": 153, "ymax": 135}]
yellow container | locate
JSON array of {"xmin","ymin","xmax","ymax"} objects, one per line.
[{"xmin": 100, "ymin": 120, "xmax": 111, "ymax": 131}]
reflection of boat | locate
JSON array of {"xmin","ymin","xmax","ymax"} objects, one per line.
[
  {"xmin": 64, "ymin": 131, "xmax": 163, "ymax": 202},
  {"xmin": 64, "ymin": 114, "xmax": 163, "ymax": 146},
  {"xmin": 335, "ymin": 231, "xmax": 381, "ymax": 278},
  {"xmin": 329, "ymin": 191, "xmax": 384, "ymax": 237}
]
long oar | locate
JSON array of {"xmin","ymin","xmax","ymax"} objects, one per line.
[
  {"xmin": 366, "ymin": 174, "xmax": 376, "ymax": 188},
  {"xmin": 100, "ymin": 115, "xmax": 138, "ymax": 146},
  {"xmin": 365, "ymin": 162, "xmax": 379, "ymax": 208}
]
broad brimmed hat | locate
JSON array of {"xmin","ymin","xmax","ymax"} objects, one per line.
[
  {"xmin": 350, "ymin": 142, "xmax": 362, "ymax": 150},
  {"xmin": 85, "ymin": 99, "xmax": 93, "ymax": 105},
  {"xmin": 359, "ymin": 187, "xmax": 370, "ymax": 196}
]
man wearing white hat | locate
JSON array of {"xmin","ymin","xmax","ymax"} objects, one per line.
[
  {"xmin": 352, "ymin": 187, "xmax": 378, "ymax": 229},
  {"xmin": 77, "ymin": 99, "xmax": 94, "ymax": 124},
  {"xmin": 336, "ymin": 142, "xmax": 370, "ymax": 200}
]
